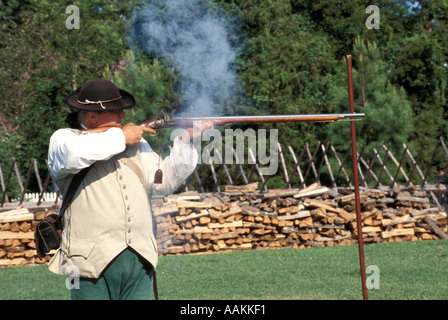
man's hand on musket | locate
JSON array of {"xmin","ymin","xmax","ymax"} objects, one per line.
[
  {"xmin": 181, "ymin": 121, "xmax": 214, "ymax": 144},
  {"xmin": 122, "ymin": 123, "xmax": 157, "ymax": 145}
]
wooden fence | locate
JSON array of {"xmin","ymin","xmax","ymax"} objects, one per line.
[
  {"xmin": 184, "ymin": 137, "xmax": 448, "ymax": 191},
  {"xmin": 1, "ymin": 137, "xmax": 448, "ymax": 211}
]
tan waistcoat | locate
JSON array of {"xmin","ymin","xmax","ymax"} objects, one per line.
[{"xmin": 48, "ymin": 144, "xmax": 158, "ymax": 279}]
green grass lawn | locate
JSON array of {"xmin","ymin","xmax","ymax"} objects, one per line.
[{"xmin": 1, "ymin": 239, "xmax": 447, "ymax": 300}]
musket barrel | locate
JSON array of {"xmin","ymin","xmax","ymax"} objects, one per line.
[{"xmin": 145, "ymin": 113, "xmax": 365, "ymax": 129}]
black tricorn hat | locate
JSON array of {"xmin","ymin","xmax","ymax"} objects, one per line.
[{"xmin": 64, "ymin": 78, "xmax": 135, "ymax": 111}]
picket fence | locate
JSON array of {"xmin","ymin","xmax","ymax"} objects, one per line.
[{"xmin": 11, "ymin": 192, "xmax": 59, "ymax": 203}]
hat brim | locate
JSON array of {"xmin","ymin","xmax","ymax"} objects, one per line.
[{"xmin": 64, "ymin": 87, "xmax": 136, "ymax": 111}]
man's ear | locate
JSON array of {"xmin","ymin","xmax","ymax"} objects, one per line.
[{"xmin": 85, "ymin": 111, "xmax": 99, "ymax": 128}]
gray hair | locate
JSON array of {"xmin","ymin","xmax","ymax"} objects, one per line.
[{"xmin": 77, "ymin": 110, "xmax": 88, "ymax": 127}]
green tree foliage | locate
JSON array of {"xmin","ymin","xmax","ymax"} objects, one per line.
[
  {"xmin": 103, "ymin": 50, "xmax": 179, "ymax": 124},
  {"xmin": 0, "ymin": 131, "xmax": 24, "ymax": 200},
  {"xmin": 102, "ymin": 50, "xmax": 180, "ymax": 152},
  {"xmin": 0, "ymin": 0, "xmax": 447, "ymax": 192},
  {"xmin": 386, "ymin": 0, "xmax": 448, "ymax": 173},
  {"xmin": 328, "ymin": 38, "xmax": 414, "ymax": 154},
  {"xmin": 0, "ymin": 0, "xmax": 139, "ymax": 193},
  {"xmin": 236, "ymin": 0, "xmax": 337, "ymax": 151},
  {"xmin": 388, "ymin": 32, "xmax": 447, "ymax": 169},
  {"xmin": 327, "ymin": 38, "xmax": 414, "ymax": 185}
]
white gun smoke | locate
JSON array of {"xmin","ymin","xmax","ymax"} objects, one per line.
[{"xmin": 127, "ymin": 0, "xmax": 239, "ymax": 116}]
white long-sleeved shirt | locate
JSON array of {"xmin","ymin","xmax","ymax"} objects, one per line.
[{"xmin": 47, "ymin": 127, "xmax": 198, "ymax": 196}]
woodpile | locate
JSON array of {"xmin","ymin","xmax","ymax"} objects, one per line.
[
  {"xmin": 153, "ymin": 182, "xmax": 448, "ymax": 255},
  {"xmin": 0, "ymin": 207, "xmax": 56, "ymax": 267},
  {"xmin": 1, "ymin": 182, "xmax": 447, "ymax": 266}
]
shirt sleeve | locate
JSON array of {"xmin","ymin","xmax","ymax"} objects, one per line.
[
  {"xmin": 48, "ymin": 128, "xmax": 126, "ymax": 180},
  {"xmin": 139, "ymin": 136, "xmax": 198, "ymax": 196}
]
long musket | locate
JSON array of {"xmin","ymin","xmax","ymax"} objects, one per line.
[
  {"xmin": 84, "ymin": 112, "xmax": 365, "ymax": 133},
  {"xmin": 139, "ymin": 112, "xmax": 365, "ymax": 130}
]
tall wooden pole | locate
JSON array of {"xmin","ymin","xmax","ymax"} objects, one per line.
[{"xmin": 346, "ymin": 55, "xmax": 368, "ymax": 300}]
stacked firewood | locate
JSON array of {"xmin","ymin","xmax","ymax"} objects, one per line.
[
  {"xmin": 339, "ymin": 187, "xmax": 448, "ymax": 242},
  {"xmin": 0, "ymin": 208, "xmax": 54, "ymax": 267},
  {"xmin": 153, "ymin": 183, "xmax": 448, "ymax": 255},
  {"xmin": 1, "ymin": 182, "xmax": 447, "ymax": 266}
]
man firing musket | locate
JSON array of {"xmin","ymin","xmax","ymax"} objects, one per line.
[
  {"xmin": 45, "ymin": 78, "xmax": 213, "ymax": 300},
  {"xmin": 43, "ymin": 78, "xmax": 364, "ymax": 300}
]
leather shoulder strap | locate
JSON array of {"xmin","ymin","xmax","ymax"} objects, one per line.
[
  {"xmin": 58, "ymin": 166, "xmax": 91, "ymax": 219},
  {"xmin": 117, "ymin": 146, "xmax": 145, "ymax": 186},
  {"xmin": 120, "ymin": 157, "xmax": 145, "ymax": 186}
]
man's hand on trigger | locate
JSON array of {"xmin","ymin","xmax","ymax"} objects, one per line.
[{"xmin": 122, "ymin": 123, "xmax": 156, "ymax": 145}]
